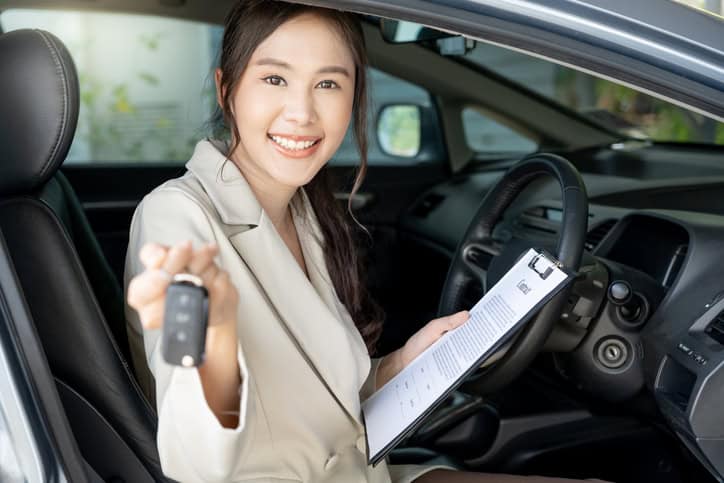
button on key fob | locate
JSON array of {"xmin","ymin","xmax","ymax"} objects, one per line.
[{"xmin": 161, "ymin": 274, "xmax": 209, "ymax": 367}]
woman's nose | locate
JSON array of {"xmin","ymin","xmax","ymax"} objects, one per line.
[{"xmin": 282, "ymin": 89, "xmax": 316, "ymax": 125}]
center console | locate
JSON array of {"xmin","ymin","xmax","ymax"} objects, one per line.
[{"xmin": 655, "ymin": 294, "xmax": 724, "ymax": 481}]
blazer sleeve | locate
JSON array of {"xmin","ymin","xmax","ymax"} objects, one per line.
[
  {"xmin": 359, "ymin": 356, "xmax": 382, "ymax": 401},
  {"xmin": 125, "ymin": 187, "xmax": 255, "ymax": 482}
]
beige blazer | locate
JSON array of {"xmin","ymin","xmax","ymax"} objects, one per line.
[{"xmin": 124, "ymin": 140, "xmax": 448, "ymax": 483}]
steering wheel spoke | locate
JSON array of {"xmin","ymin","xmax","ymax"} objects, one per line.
[{"xmin": 461, "ymin": 241, "xmax": 500, "ymax": 291}]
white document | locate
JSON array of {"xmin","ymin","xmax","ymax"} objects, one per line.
[{"xmin": 362, "ymin": 249, "xmax": 571, "ymax": 465}]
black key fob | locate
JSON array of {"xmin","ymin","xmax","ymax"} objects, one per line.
[{"xmin": 161, "ymin": 273, "xmax": 209, "ymax": 367}]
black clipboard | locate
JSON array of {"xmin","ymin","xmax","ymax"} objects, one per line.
[{"xmin": 363, "ymin": 249, "xmax": 575, "ymax": 466}]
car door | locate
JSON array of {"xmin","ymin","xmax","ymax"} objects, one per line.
[{"xmin": 0, "ymin": 233, "xmax": 101, "ymax": 483}]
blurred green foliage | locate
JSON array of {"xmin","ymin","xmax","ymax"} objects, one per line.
[
  {"xmin": 75, "ymin": 32, "xmax": 201, "ymax": 162},
  {"xmin": 554, "ymin": 67, "xmax": 723, "ymax": 144}
]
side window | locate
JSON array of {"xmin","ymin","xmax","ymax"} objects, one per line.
[
  {"xmin": 462, "ymin": 107, "xmax": 537, "ymax": 155},
  {"xmin": 0, "ymin": 9, "xmax": 221, "ymax": 164},
  {"xmin": 331, "ymin": 68, "xmax": 441, "ymax": 166}
]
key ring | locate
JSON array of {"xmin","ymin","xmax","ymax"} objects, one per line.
[{"xmin": 172, "ymin": 273, "xmax": 204, "ymax": 287}]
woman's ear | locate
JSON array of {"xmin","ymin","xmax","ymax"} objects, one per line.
[{"xmin": 214, "ymin": 68, "xmax": 225, "ymax": 109}]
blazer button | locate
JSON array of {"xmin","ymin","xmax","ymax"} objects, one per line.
[
  {"xmin": 324, "ymin": 454, "xmax": 339, "ymax": 471},
  {"xmin": 356, "ymin": 436, "xmax": 366, "ymax": 454}
]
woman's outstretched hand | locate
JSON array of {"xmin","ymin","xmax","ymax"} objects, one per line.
[
  {"xmin": 127, "ymin": 240, "xmax": 242, "ymax": 428},
  {"xmin": 127, "ymin": 240, "xmax": 239, "ymax": 331},
  {"xmin": 376, "ymin": 311, "xmax": 470, "ymax": 390}
]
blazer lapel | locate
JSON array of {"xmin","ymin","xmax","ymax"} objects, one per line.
[
  {"xmin": 229, "ymin": 215, "xmax": 366, "ymax": 427},
  {"xmin": 291, "ymin": 191, "xmax": 370, "ymax": 369}
]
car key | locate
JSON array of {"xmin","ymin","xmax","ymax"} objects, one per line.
[{"xmin": 161, "ymin": 273, "xmax": 209, "ymax": 367}]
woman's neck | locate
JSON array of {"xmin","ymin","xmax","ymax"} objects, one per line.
[{"xmin": 233, "ymin": 157, "xmax": 295, "ymax": 232}]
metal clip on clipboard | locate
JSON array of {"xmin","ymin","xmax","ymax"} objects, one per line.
[{"xmin": 527, "ymin": 251, "xmax": 562, "ymax": 280}]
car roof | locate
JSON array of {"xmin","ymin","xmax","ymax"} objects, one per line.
[{"xmin": 314, "ymin": 0, "xmax": 724, "ymax": 120}]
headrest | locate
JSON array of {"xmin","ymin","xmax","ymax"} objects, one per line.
[{"xmin": 0, "ymin": 29, "xmax": 79, "ymax": 195}]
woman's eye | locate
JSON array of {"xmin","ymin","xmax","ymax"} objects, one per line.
[
  {"xmin": 317, "ymin": 80, "xmax": 339, "ymax": 89},
  {"xmin": 263, "ymin": 75, "xmax": 286, "ymax": 86}
]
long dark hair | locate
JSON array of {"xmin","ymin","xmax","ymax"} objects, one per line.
[{"xmin": 214, "ymin": 0, "xmax": 384, "ymax": 354}]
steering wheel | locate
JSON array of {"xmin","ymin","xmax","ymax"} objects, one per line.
[{"xmin": 438, "ymin": 153, "xmax": 588, "ymax": 393}]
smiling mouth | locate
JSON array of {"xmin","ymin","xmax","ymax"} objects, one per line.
[{"xmin": 267, "ymin": 134, "xmax": 322, "ymax": 151}]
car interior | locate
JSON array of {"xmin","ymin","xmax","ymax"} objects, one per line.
[{"xmin": 0, "ymin": 1, "xmax": 723, "ymax": 483}]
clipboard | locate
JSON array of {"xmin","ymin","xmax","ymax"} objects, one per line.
[{"xmin": 362, "ymin": 248, "xmax": 575, "ymax": 466}]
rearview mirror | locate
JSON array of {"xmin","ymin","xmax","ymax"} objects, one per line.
[{"xmin": 379, "ymin": 18, "xmax": 454, "ymax": 44}]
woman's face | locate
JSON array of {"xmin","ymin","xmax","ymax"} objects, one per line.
[{"xmin": 222, "ymin": 13, "xmax": 356, "ymax": 191}]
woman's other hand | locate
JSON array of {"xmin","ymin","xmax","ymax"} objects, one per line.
[
  {"xmin": 376, "ymin": 311, "xmax": 469, "ymax": 389},
  {"xmin": 399, "ymin": 311, "xmax": 470, "ymax": 367},
  {"xmin": 127, "ymin": 240, "xmax": 239, "ymax": 331}
]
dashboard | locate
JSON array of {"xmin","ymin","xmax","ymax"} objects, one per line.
[{"xmin": 398, "ymin": 167, "xmax": 724, "ymax": 481}]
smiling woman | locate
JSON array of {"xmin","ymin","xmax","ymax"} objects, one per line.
[
  {"xmin": 123, "ymin": 1, "xmax": 605, "ymax": 482},
  {"xmin": 123, "ymin": 2, "xmax": 444, "ymax": 482}
]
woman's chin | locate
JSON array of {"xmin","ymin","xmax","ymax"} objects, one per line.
[
  {"xmin": 268, "ymin": 157, "xmax": 324, "ymax": 187},
  {"xmin": 270, "ymin": 166, "xmax": 320, "ymax": 189}
]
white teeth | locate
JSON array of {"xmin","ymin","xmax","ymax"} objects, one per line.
[{"xmin": 270, "ymin": 135, "xmax": 317, "ymax": 151}]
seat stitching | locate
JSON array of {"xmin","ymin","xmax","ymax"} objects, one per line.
[{"xmin": 34, "ymin": 30, "xmax": 69, "ymax": 184}]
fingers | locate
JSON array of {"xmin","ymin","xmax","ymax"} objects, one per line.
[
  {"xmin": 127, "ymin": 268, "xmax": 173, "ymax": 309},
  {"xmin": 129, "ymin": 240, "xmax": 214, "ymax": 330},
  {"xmin": 207, "ymin": 270, "xmax": 239, "ymax": 327},
  {"xmin": 400, "ymin": 311, "xmax": 470, "ymax": 368},
  {"xmin": 430, "ymin": 310, "xmax": 469, "ymax": 334},
  {"xmin": 129, "ymin": 241, "xmax": 194, "ymax": 312},
  {"xmin": 188, "ymin": 244, "xmax": 220, "ymax": 288},
  {"xmin": 129, "ymin": 240, "xmax": 239, "ymax": 331},
  {"xmin": 135, "ymin": 298, "xmax": 165, "ymax": 330},
  {"xmin": 187, "ymin": 243, "xmax": 218, "ymax": 276},
  {"xmin": 161, "ymin": 240, "xmax": 194, "ymax": 276}
]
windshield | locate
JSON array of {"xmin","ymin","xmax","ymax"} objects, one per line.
[{"xmin": 460, "ymin": 42, "xmax": 724, "ymax": 145}]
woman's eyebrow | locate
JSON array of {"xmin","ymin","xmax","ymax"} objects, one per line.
[{"xmin": 255, "ymin": 57, "xmax": 350, "ymax": 77}]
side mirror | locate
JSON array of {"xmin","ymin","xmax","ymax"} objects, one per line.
[{"xmin": 376, "ymin": 104, "xmax": 422, "ymax": 158}]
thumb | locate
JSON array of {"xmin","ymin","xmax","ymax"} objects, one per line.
[
  {"xmin": 139, "ymin": 243, "xmax": 168, "ymax": 270},
  {"xmin": 437, "ymin": 310, "xmax": 470, "ymax": 333}
]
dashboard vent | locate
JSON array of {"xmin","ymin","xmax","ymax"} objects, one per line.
[
  {"xmin": 412, "ymin": 193, "xmax": 445, "ymax": 218},
  {"xmin": 706, "ymin": 311, "xmax": 724, "ymax": 345},
  {"xmin": 585, "ymin": 219, "xmax": 617, "ymax": 251}
]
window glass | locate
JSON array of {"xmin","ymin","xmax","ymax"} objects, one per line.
[
  {"xmin": 672, "ymin": 0, "xmax": 724, "ymax": 17},
  {"xmin": 461, "ymin": 43, "xmax": 724, "ymax": 145},
  {"xmin": 462, "ymin": 107, "xmax": 537, "ymax": 154},
  {"xmin": 1, "ymin": 10, "xmax": 440, "ymax": 166},
  {"xmin": 331, "ymin": 68, "xmax": 437, "ymax": 166},
  {"xmin": 1, "ymin": 9, "xmax": 221, "ymax": 164}
]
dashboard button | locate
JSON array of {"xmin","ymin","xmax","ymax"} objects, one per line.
[
  {"xmin": 677, "ymin": 343, "xmax": 692, "ymax": 355},
  {"xmin": 609, "ymin": 281, "xmax": 632, "ymax": 304}
]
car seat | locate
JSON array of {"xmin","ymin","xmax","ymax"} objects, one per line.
[{"xmin": 0, "ymin": 28, "xmax": 172, "ymax": 483}]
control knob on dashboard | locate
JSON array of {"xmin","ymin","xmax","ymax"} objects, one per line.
[
  {"xmin": 608, "ymin": 280, "xmax": 647, "ymax": 324},
  {"xmin": 609, "ymin": 281, "xmax": 632, "ymax": 304}
]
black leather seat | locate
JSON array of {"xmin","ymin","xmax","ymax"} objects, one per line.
[{"xmin": 0, "ymin": 29, "xmax": 171, "ymax": 483}]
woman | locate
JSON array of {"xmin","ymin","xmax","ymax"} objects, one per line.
[{"xmin": 125, "ymin": 1, "xmax": 608, "ymax": 482}]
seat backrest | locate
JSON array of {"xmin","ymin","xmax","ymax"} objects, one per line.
[{"xmin": 0, "ymin": 29, "xmax": 170, "ymax": 483}]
